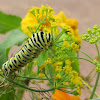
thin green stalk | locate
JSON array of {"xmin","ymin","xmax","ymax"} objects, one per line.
[
  {"xmin": 79, "ymin": 50, "xmax": 94, "ymax": 60},
  {"xmin": 0, "ymin": 74, "xmax": 55, "ymax": 92},
  {"xmin": 13, "ymin": 75, "xmax": 49, "ymax": 80},
  {"xmin": 35, "ymin": 23, "xmax": 41, "ymax": 33},
  {"xmin": 55, "ymin": 29, "xmax": 65, "ymax": 42},
  {"xmin": 89, "ymin": 43, "xmax": 100, "ymax": 98},
  {"xmin": 35, "ymin": 15, "xmax": 47, "ymax": 33},
  {"xmin": 67, "ymin": 56, "xmax": 94, "ymax": 64},
  {"xmin": 95, "ymin": 43, "xmax": 100, "ymax": 62},
  {"xmin": 82, "ymin": 80, "xmax": 100, "ymax": 97},
  {"xmin": 44, "ymin": 72, "xmax": 53, "ymax": 85},
  {"xmin": 90, "ymin": 72, "xmax": 100, "ymax": 99}
]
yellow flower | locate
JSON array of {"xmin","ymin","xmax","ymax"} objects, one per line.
[
  {"xmin": 45, "ymin": 58, "xmax": 52, "ymax": 64},
  {"xmin": 33, "ymin": 61, "xmax": 37, "ymax": 65},
  {"xmin": 21, "ymin": 5, "xmax": 59, "ymax": 37},
  {"xmin": 56, "ymin": 11, "xmax": 67, "ymax": 23},
  {"xmin": 38, "ymin": 73, "xmax": 45, "ymax": 78},
  {"xmin": 57, "ymin": 11, "xmax": 82, "ymax": 44},
  {"xmin": 63, "ymin": 39, "xmax": 69, "ymax": 48},
  {"xmin": 55, "ymin": 66, "xmax": 62, "ymax": 72},
  {"xmin": 21, "ymin": 12, "xmax": 38, "ymax": 37},
  {"xmin": 71, "ymin": 42, "xmax": 79, "ymax": 52},
  {"xmin": 72, "ymin": 29, "xmax": 82, "ymax": 44},
  {"xmin": 39, "ymin": 64, "xmax": 46, "ymax": 70},
  {"xmin": 60, "ymin": 23, "xmax": 71, "ymax": 31},
  {"xmin": 55, "ymin": 73, "xmax": 61, "ymax": 79},
  {"xmin": 65, "ymin": 60, "xmax": 72, "ymax": 66},
  {"xmin": 52, "ymin": 89, "xmax": 81, "ymax": 100},
  {"xmin": 66, "ymin": 18, "xmax": 78, "ymax": 30}
]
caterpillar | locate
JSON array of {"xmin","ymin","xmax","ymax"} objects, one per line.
[{"xmin": 2, "ymin": 32, "xmax": 52, "ymax": 76}]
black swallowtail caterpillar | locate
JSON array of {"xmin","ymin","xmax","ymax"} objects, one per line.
[{"xmin": 2, "ymin": 32, "xmax": 52, "ymax": 75}]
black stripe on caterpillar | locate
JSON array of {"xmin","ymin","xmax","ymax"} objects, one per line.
[{"xmin": 2, "ymin": 32, "xmax": 52, "ymax": 75}]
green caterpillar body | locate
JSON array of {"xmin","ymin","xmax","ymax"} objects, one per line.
[{"xmin": 2, "ymin": 32, "xmax": 52, "ymax": 75}]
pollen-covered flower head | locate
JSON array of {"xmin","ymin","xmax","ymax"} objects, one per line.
[{"xmin": 21, "ymin": 5, "xmax": 59, "ymax": 37}]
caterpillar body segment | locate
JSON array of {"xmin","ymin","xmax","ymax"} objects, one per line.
[{"xmin": 2, "ymin": 32, "xmax": 52, "ymax": 75}]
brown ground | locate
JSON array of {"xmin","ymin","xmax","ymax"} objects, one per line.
[{"xmin": 0, "ymin": 0, "xmax": 100, "ymax": 100}]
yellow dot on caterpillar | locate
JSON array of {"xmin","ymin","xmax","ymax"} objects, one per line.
[
  {"xmin": 41, "ymin": 46, "xmax": 43, "ymax": 48},
  {"xmin": 12, "ymin": 67, "xmax": 14, "ymax": 69},
  {"xmin": 27, "ymin": 47, "xmax": 29, "ymax": 49},
  {"xmin": 34, "ymin": 36, "xmax": 36, "ymax": 38},
  {"xmin": 16, "ymin": 63, "xmax": 19, "ymax": 65},
  {"xmin": 14, "ymin": 57, "xmax": 16, "ymax": 60},
  {"xmin": 31, "ymin": 50, "xmax": 34, "ymax": 52},
  {"xmin": 24, "ymin": 52, "xmax": 27, "ymax": 54},
  {"xmin": 32, "ymin": 46, "xmax": 35, "ymax": 49},
  {"xmin": 5, "ymin": 66, "xmax": 7, "ymax": 68},
  {"xmin": 45, "ymin": 43, "xmax": 47, "ymax": 45},
  {"xmin": 21, "ymin": 58, "xmax": 23, "ymax": 60},
  {"xmin": 9, "ymin": 62, "xmax": 11, "ymax": 64},
  {"xmin": 18, "ymin": 52, "xmax": 20, "ymax": 55},
  {"xmin": 29, "ymin": 42, "xmax": 30, "ymax": 44},
  {"xmin": 36, "ymin": 41, "xmax": 38, "ymax": 44}
]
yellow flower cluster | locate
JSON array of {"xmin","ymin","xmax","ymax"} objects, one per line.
[
  {"xmin": 44, "ymin": 57, "xmax": 83, "ymax": 95},
  {"xmin": 44, "ymin": 58, "xmax": 52, "ymax": 64},
  {"xmin": 53, "ymin": 59, "xmax": 83, "ymax": 95},
  {"xmin": 63, "ymin": 38, "xmax": 69, "ymax": 48},
  {"xmin": 71, "ymin": 42, "xmax": 79, "ymax": 52},
  {"xmin": 39, "ymin": 64, "xmax": 46, "ymax": 71},
  {"xmin": 55, "ymin": 66, "xmax": 62, "ymax": 72},
  {"xmin": 21, "ymin": 5, "xmax": 81, "ymax": 44},
  {"xmin": 21, "ymin": 5, "xmax": 59, "ymax": 37},
  {"xmin": 56, "ymin": 11, "xmax": 82, "ymax": 44},
  {"xmin": 38, "ymin": 73, "xmax": 45, "ymax": 78},
  {"xmin": 55, "ymin": 73, "xmax": 61, "ymax": 79},
  {"xmin": 63, "ymin": 63, "xmax": 83, "ymax": 95}
]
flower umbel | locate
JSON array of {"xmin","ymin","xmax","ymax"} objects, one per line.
[{"xmin": 81, "ymin": 25, "xmax": 100, "ymax": 44}]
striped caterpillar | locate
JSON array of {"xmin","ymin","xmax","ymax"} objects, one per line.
[{"xmin": 2, "ymin": 32, "xmax": 52, "ymax": 75}]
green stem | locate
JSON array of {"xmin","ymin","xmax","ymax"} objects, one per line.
[
  {"xmin": 79, "ymin": 50, "xmax": 94, "ymax": 60},
  {"xmin": 66, "ymin": 56, "xmax": 94, "ymax": 64},
  {"xmin": 55, "ymin": 29, "xmax": 65, "ymax": 42},
  {"xmin": 35, "ymin": 23, "xmax": 42, "ymax": 33},
  {"xmin": 35, "ymin": 15, "xmax": 47, "ymax": 33},
  {"xmin": 44, "ymin": 72, "xmax": 53, "ymax": 85},
  {"xmin": 90, "ymin": 72, "xmax": 100, "ymax": 99},
  {"xmin": 0, "ymin": 74, "xmax": 55, "ymax": 92},
  {"xmin": 95, "ymin": 43, "xmax": 100, "ymax": 62},
  {"xmin": 82, "ymin": 79, "xmax": 100, "ymax": 97},
  {"xmin": 12, "ymin": 75, "xmax": 49, "ymax": 80},
  {"xmin": 89, "ymin": 43, "xmax": 100, "ymax": 98}
]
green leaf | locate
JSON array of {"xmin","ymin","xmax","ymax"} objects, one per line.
[
  {"xmin": 0, "ymin": 87, "xmax": 15, "ymax": 100},
  {"xmin": 15, "ymin": 88, "xmax": 25, "ymax": 100},
  {"xmin": 0, "ymin": 29, "xmax": 28, "ymax": 68},
  {"xmin": 35, "ymin": 50, "xmax": 49, "ymax": 73},
  {"xmin": 70, "ymin": 50, "xmax": 79, "ymax": 72},
  {"xmin": 0, "ymin": 11, "xmax": 22, "ymax": 34},
  {"xmin": 90, "ymin": 98, "xmax": 100, "ymax": 100}
]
